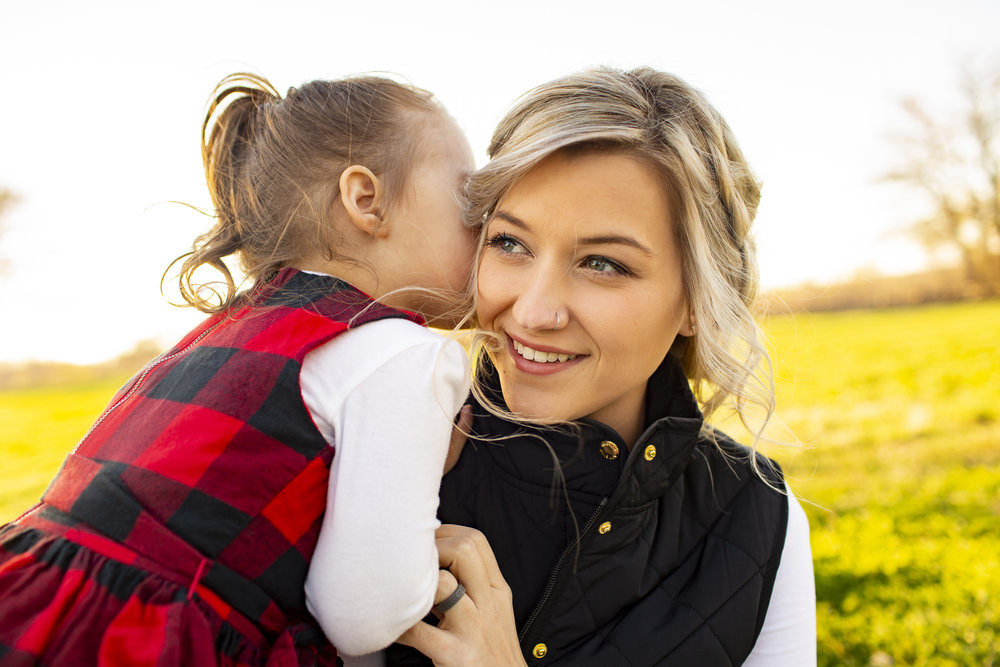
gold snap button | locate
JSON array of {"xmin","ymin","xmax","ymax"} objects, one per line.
[
  {"xmin": 599, "ymin": 440, "xmax": 619, "ymax": 460},
  {"xmin": 598, "ymin": 521, "xmax": 612, "ymax": 534},
  {"xmin": 532, "ymin": 643, "xmax": 548, "ymax": 659},
  {"xmin": 644, "ymin": 445, "xmax": 657, "ymax": 461}
]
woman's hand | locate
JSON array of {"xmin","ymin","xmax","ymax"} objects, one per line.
[
  {"xmin": 397, "ymin": 525, "xmax": 526, "ymax": 666},
  {"xmin": 443, "ymin": 405, "xmax": 472, "ymax": 475}
]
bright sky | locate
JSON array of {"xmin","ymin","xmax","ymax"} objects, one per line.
[{"xmin": 2, "ymin": 0, "xmax": 998, "ymax": 364}]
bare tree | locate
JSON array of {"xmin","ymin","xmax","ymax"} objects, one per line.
[
  {"xmin": 0, "ymin": 188, "xmax": 16, "ymax": 276},
  {"xmin": 883, "ymin": 63, "xmax": 1000, "ymax": 293}
]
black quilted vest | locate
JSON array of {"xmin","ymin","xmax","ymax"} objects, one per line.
[{"xmin": 388, "ymin": 355, "xmax": 787, "ymax": 666}]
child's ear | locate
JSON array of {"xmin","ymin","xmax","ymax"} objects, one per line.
[{"xmin": 339, "ymin": 165, "xmax": 387, "ymax": 238}]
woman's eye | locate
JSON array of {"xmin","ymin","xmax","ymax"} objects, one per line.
[
  {"xmin": 583, "ymin": 256, "xmax": 630, "ymax": 276},
  {"xmin": 486, "ymin": 233, "xmax": 528, "ymax": 255}
]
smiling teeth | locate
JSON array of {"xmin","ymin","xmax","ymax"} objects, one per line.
[{"xmin": 513, "ymin": 339, "xmax": 577, "ymax": 363}]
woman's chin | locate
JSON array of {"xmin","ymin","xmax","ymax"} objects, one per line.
[{"xmin": 500, "ymin": 388, "xmax": 575, "ymax": 425}]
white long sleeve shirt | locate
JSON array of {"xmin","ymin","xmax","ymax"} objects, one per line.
[
  {"xmin": 744, "ymin": 485, "xmax": 817, "ymax": 665},
  {"xmin": 301, "ymin": 317, "xmax": 469, "ymax": 660}
]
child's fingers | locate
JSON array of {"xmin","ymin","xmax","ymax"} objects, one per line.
[{"xmin": 456, "ymin": 404, "xmax": 473, "ymax": 431}]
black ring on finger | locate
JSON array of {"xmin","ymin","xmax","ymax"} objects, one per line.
[{"xmin": 432, "ymin": 582, "xmax": 466, "ymax": 614}]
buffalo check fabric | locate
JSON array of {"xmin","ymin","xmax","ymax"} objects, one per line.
[{"xmin": 0, "ymin": 269, "xmax": 420, "ymax": 666}]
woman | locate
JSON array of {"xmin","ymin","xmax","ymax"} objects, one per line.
[{"xmin": 395, "ymin": 66, "xmax": 816, "ymax": 666}]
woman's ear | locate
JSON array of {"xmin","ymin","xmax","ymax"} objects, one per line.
[
  {"xmin": 679, "ymin": 306, "xmax": 695, "ymax": 337},
  {"xmin": 339, "ymin": 165, "xmax": 387, "ymax": 238}
]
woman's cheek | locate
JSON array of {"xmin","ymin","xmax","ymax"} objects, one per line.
[{"xmin": 475, "ymin": 259, "xmax": 505, "ymax": 327}]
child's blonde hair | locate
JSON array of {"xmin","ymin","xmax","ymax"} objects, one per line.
[{"xmin": 171, "ymin": 72, "xmax": 445, "ymax": 313}]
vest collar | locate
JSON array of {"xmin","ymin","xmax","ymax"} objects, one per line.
[
  {"xmin": 249, "ymin": 268, "xmax": 424, "ymax": 327},
  {"xmin": 471, "ymin": 355, "xmax": 704, "ymax": 504}
]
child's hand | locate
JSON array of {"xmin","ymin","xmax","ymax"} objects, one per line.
[{"xmin": 444, "ymin": 405, "xmax": 472, "ymax": 474}]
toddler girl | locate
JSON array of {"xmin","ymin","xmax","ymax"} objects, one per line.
[{"xmin": 0, "ymin": 72, "xmax": 476, "ymax": 666}]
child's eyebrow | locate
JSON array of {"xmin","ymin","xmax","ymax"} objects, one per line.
[{"xmin": 493, "ymin": 210, "xmax": 653, "ymax": 255}]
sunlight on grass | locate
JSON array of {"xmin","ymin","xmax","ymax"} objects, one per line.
[
  {"xmin": 720, "ymin": 300, "xmax": 1000, "ymax": 666},
  {"xmin": 0, "ymin": 378, "xmax": 124, "ymax": 520},
  {"xmin": 1, "ymin": 300, "xmax": 998, "ymax": 664}
]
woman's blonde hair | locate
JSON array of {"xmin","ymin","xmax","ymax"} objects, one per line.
[
  {"xmin": 168, "ymin": 72, "xmax": 444, "ymax": 313},
  {"xmin": 466, "ymin": 66, "xmax": 774, "ymax": 448}
]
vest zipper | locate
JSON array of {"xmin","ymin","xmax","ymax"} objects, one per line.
[
  {"xmin": 518, "ymin": 497, "xmax": 609, "ymax": 644},
  {"xmin": 71, "ymin": 320, "xmax": 224, "ymax": 453}
]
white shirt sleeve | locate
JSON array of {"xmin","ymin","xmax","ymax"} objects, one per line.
[
  {"xmin": 742, "ymin": 484, "xmax": 817, "ymax": 666},
  {"xmin": 300, "ymin": 318, "xmax": 470, "ymax": 658}
]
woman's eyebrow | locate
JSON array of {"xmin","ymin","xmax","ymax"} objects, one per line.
[
  {"xmin": 493, "ymin": 210, "xmax": 653, "ymax": 255},
  {"xmin": 578, "ymin": 234, "xmax": 653, "ymax": 255},
  {"xmin": 493, "ymin": 210, "xmax": 529, "ymax": 230}
]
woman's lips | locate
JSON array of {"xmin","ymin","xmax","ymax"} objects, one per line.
[{"xmin": 506, "ymin": 334, "xmax": 585, "ymax": 375}]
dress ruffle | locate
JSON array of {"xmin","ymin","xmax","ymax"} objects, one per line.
[{"xmin": 0, "ymin": 523, "xmax": 337, "ymax": 666}]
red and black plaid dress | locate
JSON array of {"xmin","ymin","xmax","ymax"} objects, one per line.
[{"xmin": 0, "ymin": 269, "xmax": 421, "ymax": 666}]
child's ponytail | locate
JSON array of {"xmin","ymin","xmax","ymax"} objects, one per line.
[
  {"xmin": 173, "ymin": 74, "xmax": 279, "ymax": 312},
  {"xmin": 168, "ymin": 72, "xmax": 444, "ymax": 314}
]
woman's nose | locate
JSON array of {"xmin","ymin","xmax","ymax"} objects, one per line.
[{"xmin": 510, "ymin": 268, "xmax": 568, "ymax": 331}]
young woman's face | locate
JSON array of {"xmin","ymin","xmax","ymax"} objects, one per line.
[{"xmin": 477, "ymin": 150, "xmax": 692, "ymax": 443}]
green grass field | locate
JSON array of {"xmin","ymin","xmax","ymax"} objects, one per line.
[
  {"xmin": 0, "ymin": 377, "xmax": 127, "ymax": 523},
  {"xmin": 1, "ymin": 300, "xmax": 998, "ymax": 664}
]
